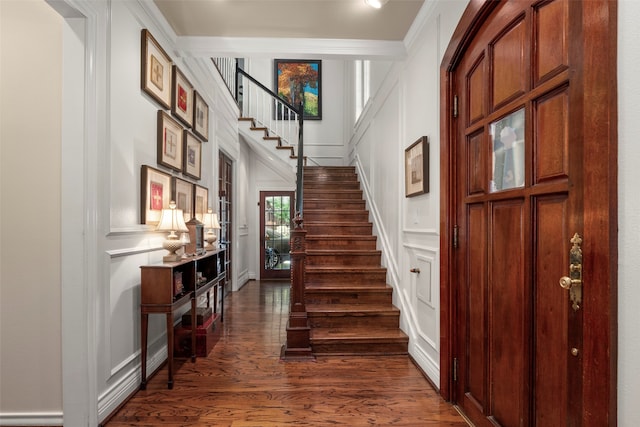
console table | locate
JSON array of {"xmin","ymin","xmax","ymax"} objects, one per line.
[{"xmin": 140, "ymin": 248, "xmax": 226, "ymax": 390}]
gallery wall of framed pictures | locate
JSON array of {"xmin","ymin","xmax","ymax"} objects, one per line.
[{"xmin": 140, "ymin": 28, "xmax": 212, "ymax": 226}]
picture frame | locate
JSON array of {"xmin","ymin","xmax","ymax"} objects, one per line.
[
  {"xmin": 274, "ymin": 59, "xmax": 322, "ymax": 120},
  {"xmin": 194, "ymin": 185, "xmax": 208, "ymax": 223},
  {"xmin": 141, "ymin": 29, "xmax": 172, "ymax": 110},
  {"xmin": 193, "ymin": 90, "xmax": 209, "ymax": 141},
  {"xmin": 172, "ymin": 176, "xmax": 194, "ymax": 222},
  {"xmin": 157, "ymin": 110, "xmax": 184, "ymax": 172},
  {"xmin": 140, "ymin": 165, "xmax": 172, "ymax": 225},
  {"xmin": 183, "ymin": 130, "xmax": 202, "ymax": 180},
  {"xmin": 171, "ymin": 65, "xmax": 194, "ymax": 128},
  {"xmin": 404, "ymin": 136, "xmax": 429, "ymax": 197}
]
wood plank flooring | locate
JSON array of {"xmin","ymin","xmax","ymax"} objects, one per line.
[{"xmin": 105, "ymin": 280, "xmax": 469, "ymax": 426}]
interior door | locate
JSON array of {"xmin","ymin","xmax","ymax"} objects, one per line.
[
  {"xmin": 440, "ymin": 0, "xmax": 617, "ymax": 426},
  {"xmin": 260, "ymin": 191, "xmax": 294, "ymax": 279}
]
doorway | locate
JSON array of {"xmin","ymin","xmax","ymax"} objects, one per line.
[
  {"xmin": 440, "ymin": 1, "xmax": 617, "ymax": 425},
  {"xmin": 260, "ymin": 191, "xmax": 294, "ymax": 279}
]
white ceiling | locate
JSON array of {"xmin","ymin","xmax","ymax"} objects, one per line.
[
  {"xmin": 151, "ymin": 2, "xmax": 428, "ymax": 165},
  {"xmin": 154, "ymin": 0, "xmax": 426, "ymax": 41}
]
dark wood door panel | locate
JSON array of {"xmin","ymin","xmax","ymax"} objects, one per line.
[
  {"xmin": 533, "ymin": 0, "xmax": 569, "ymax": 85},
  {"xmin": 489, "ymin": 200, "xmax": 527, "ymax": 427},
  {"xmin": 534, "ymin": 194, "xmax": 571, "ymax": 425}
]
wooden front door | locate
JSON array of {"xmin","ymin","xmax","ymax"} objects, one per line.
[{"xmin": 440, "ymin": 1, "xmax": 617, "ymax": 426}]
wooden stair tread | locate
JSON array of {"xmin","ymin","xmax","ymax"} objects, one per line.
[
  {"xmin": 307, "ymin": 304, "xmax": 400, "ymax": 314},
  {"xmin": 306, "ymin": 266, "xmax": 386, "ymax": 272},
  {"xmin": 311, "ymin": 328, "xmax": 408, "ymax": 341},
  {"xmin": 306, "ymin": 235, "xmax": 376, "ymax": 240},
  {"xmin": 306, "ymin": 283, "xmax": 391, "ymax": 290},
  {"xmin": 307, "ymin": 249, "xmax": 381, "ymax": 255}
]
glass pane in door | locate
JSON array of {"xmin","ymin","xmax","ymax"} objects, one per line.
[{"xmin": 261, "ymin": 192, "xmax": 293, "ymax": 279}]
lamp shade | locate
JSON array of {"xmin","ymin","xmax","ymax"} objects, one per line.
[
  {"xmin": 156, "ymin": 201, "xmax": 189, "ymax": 233},
  {"xmin": 202, "ymin": 209, "xmax": 221, "ymax": 230}
]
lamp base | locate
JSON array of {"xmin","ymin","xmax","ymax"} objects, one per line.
[
  {"xmin": 204, "ymin": 232, "xmax": 218, "ymax": 251},
  {"xmin": 163, "ymin": 253, "xmax": 182, "ymax": 262},
  {"xmin": 163, "ymin": 237, "xmax": 184, "ymax": 263}
]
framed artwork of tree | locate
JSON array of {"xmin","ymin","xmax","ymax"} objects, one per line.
[{"xmin": 274, "ymin": 59, "xmax": 322, "ymax": 120}]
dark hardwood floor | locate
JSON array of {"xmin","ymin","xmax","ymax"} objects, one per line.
[{"xmin": 106, "ymin": 280, "xmax": 469, "ymax": 426}]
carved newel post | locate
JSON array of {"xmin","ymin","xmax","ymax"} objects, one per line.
[{"xmin": 281, "ymin": 213, "xmax": 314, "ymax": 360}]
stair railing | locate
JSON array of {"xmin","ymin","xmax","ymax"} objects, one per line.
[{"xmin": 213, "ymin": 57, "xmax": 312, "ymax": 359}]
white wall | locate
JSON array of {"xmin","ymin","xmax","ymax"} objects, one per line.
[
  {"xmin": 617, "ymin": 1, "xmax": 640, "ymax": 424},
  {"xmin": 0, "ymin": 0, "xmax": 64, "ymax": 420}
]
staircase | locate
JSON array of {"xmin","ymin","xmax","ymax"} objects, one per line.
[{"xmin": 302, "ymin": 166, "xmax": 409, "ymax": 356}]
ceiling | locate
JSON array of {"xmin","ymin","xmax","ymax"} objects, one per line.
[{"xmin": 154, "ymin": 0, "xmax": 426, "ymax": 42}]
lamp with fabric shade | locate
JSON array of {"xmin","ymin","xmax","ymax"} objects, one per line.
[
  {"xmin": 202, "ymin": 208, "xmax": 221, "ymax": 251},
  {"xmin": 156, "ymin": 201, "xmax": 189, "ymax": 262}
]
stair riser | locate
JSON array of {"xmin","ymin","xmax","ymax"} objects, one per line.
[
  {"xmin": 306, "ymin": 254, "xmax": 381, "ymax": 266},
  {"xmin": 303, "ymin": 211, "xmax": 369, "ymax": 222},
  {"xmin": 311, "ymin": 342, "xmax": 408, "ymax": 356},
  {"xmin": 305, "ymin": 177, "xmax": 359, "ymax": 183},
  {"xmin": 305, "ymin": 271, "xmax": 388, "ymax": 285},
  {"xmin": 304, "ymin": 182, "xmax": 360, "ymax": 190},
  {"xmin": 309, "ymin": 314, "xmax": 400, "ymax": 329},
  {"xmin": 304, "ymin": 200, "xmax": 366, "ymax": 210},
  {"xmin": 306, "ymin": 239, "xmax": 377, "ymax": 250},
  {"xmin": 304, "ymin": 167, "xmax": 356, "ymax": 174},
  {"xmin": 305, "ymin": 291, "xmax": 393, "ymax": 305},
  {"xmin": 305, "ymin": 224, "xmax": 372, "ymax": 235},
  {"xmin": 304, "ymin": 191, "xmax": 363, "ymax": 200}
]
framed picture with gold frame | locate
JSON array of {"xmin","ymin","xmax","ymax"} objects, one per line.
[
  {"xmin": 172, "ymin": 176, "xmax": 194, "ymax": 222},
  {"xmin": 404, "ymin": 136, "xmax": 429, "ymax": 197},
  {"xmin": 140, "ymin": 165, "xmax": 172, "ymax": 225},
  {"xmin": 194, "ymin": 185, "xmax": 208, "ymax": 223},
  {"xmin": 171, "ymin": 65, "xmax": 194, "ymax": 128},
  {"xmin": 183, "ymin": 130, "xmax": 202, "ymax": 180},
  {"xmin": 157, "ymin": 110, "xmax": 184, "ymax": 172},
  {"xmin": 193, "ymin": 90, "xmax": 209, "ymax": 141},
  {"xmin": 140, "ymin": 29, "xmax": 172, "ymax": 109}
]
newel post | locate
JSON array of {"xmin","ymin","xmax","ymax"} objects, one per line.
[{"xmin": 281, "ymin": 213, "xmax": 314, "ymax": 360}]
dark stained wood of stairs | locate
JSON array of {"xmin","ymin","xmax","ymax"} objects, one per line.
[{"xmin": 303, "ymin": 166, "xmax": 409, "ymax": 356}]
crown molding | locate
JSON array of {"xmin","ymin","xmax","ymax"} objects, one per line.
[{"xmin": 176, "ymin": 36, "xmax": 407, "ymax": 60}]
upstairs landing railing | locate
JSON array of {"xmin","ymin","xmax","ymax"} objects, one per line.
[{"xmin": 213, "ymin": 57, "xmax": 312, "ymax": 360}]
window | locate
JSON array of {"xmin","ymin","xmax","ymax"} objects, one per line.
[{"xmin": 355, "ymin": 59, "xmax": 370, "ymax": 121}]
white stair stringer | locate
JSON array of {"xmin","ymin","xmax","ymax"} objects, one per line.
[{"xmin": 238, "ymin": 122, "xmax": 297, "ymax": 181}]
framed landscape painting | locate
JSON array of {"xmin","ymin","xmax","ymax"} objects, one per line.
[{"xmin": 274, "ymin": 59, "xmax": 322, "ymax": 120}]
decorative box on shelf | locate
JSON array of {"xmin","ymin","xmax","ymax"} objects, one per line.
[
  {"xmin": 174, "ymin": 313, "xmax": 220, "ymax": 358},
  {"xmin": 181, "ymin": 306, "xmax": 212, "ymax": 327}
]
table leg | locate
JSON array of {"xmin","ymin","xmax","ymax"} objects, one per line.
[
  {"xmin": 166, "ymin": 313, "xmax": 174, "ymax": 389},
  {"xmin": 140, "ymin": 312, "xmax": 148, "ymax": 390}
]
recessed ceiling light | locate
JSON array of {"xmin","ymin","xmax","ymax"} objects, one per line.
[{"xmin": 365, "ymin": 0, "xmax": 389, "ymax": 9}]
